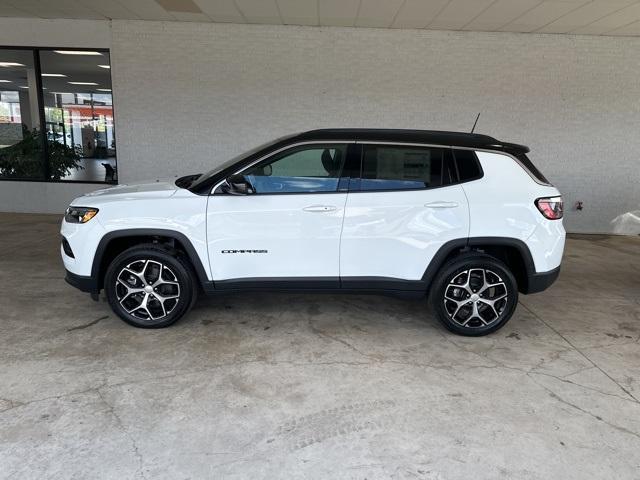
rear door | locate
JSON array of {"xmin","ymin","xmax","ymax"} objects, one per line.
[{"xmin": 340, "ymin": 143, "xmax": 470, "ymax": 286}]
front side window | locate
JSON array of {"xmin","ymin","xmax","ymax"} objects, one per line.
[
  {"xmin": 242, "ymin": 144, "xmax": 347, "ymax": 194},
  {"xmin": 360, "ymin": 145, "xmax": 453, "ymax": 191}
]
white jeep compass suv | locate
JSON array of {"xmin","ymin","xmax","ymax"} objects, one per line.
[{"xmin": 61, "ymin": 129, "xmax": 565, "ymax": 336}]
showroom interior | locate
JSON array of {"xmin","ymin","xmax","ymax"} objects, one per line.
[{"xmin": 0, "ymin": 1, "xmax": 639, "ymax": 479}]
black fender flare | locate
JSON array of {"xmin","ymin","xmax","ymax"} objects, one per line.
[
  {"xmin": 421, "ymin": 236, "xmax": 536, "ymax": 290},
  {"xmin": 91, "ymin": 229, "xmax": 211, "ymax": 289}
]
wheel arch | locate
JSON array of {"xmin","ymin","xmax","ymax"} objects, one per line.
[
  {"xmin": 423, "ymin": 237, "xmax": 536, "ymax": 294},
  {"xmin": 91, "ymin": 229, "xmax": 210, "ymax": 291}
]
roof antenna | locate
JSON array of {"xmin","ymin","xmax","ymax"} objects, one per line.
[{"xmin": 470, "ymin": 112, "xmax": 481, "ymax": 133}]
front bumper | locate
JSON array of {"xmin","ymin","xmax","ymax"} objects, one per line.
[
  {"xmin": 60, "ymin": 217, "xmax": 105, "ymax": 277},
  {"xmin": 65, "ymin": 269, "xmax": 99, "ymax": 294}
]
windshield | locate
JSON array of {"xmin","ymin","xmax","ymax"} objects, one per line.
[{"xmin": 188, "ymin": 135, "xmax": 295, "ymax": 191}]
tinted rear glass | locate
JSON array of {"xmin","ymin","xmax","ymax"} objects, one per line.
[
  {"xmin": 360, "ymin": 145, "xmax": 454, "ymax": 191},
  {"xmin": 515, "ymin": 153, "xmax": 549, "ymax": 184}
]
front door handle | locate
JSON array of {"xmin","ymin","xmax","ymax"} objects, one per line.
[
  {"xmin": 303, "ymin": 205, "xmax": 337, "ymax": 212},
  {"xmin": 425, "ymin": 201, "xmax": 459, "ymax": 209}
]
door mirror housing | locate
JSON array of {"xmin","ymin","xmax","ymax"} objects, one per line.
[{"xmin": 222, "ymin": 174, "xmax": 255, "ymax": 195}]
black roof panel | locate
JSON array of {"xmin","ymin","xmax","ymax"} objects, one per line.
[{"xmin": 290, "ymin": 128, "xmax": 529, "ymax": 154}]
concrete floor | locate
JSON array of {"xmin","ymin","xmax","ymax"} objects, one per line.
[{"xmin": 1, "ymin": 213, "xmax": 639, "ymax": 480}]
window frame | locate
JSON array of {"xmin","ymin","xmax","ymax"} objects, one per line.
[
  {"xmin": 0, "ymin": 45, "xmax": 115, "ymax": 185},
  {"xmin": 212, "ymin": 140, "xmax": 488, "ymax": 196},
  {"xmin": 213, "ymin": 140, "xmax": 356, "ymax": 196},
  {"xmin": 346, "ymin": 142, "xmax": 485, "ymax": 192}
]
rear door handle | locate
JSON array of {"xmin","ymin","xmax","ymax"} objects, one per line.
[
  {"xmin": 424, "ymin": 201, "xmax": 459, "ymax": 209},
  {"xmin": 303, "ymin": 205, "xmax": 337, "ymax": 212}
]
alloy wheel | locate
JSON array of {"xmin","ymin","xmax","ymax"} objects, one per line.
[
  {"xmin": 115, "ymin": 259, "xmax": 181, "ymax": 321},
  {"xmin": 443, "ymin": 268, "xmax": 509, "ymax": 328}
]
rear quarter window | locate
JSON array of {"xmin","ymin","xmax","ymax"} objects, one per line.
[{"xmin": 452, "ymin": 149, "xmax": 483, "ymax": 182}]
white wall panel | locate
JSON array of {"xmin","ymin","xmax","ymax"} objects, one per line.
[
  {"xmin": 1, "ymin": 18, "xmax": 639, "ymax": 233},
  {"xmin": 0, "ymin": 17, "xmax": 110, "ymax": 47},
  {"xmin": 108, "ymin": 21, "xmax": 640, "ymax": 233}
]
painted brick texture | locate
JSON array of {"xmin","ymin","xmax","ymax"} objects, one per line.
[{"xmin": 111, "ymin": 21, "xmax": 640, "ymax": 233}]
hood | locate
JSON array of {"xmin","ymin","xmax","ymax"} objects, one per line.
[{"xmin": 82, "ymin": 179, "xmax": 179, "ymax": 199}]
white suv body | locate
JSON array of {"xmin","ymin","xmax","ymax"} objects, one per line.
[{"xmin": 61, "ymin": 129, "xmax": 565, "ymax": 335}]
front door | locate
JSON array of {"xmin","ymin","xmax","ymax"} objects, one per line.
[{"xmin": 206, "ymin": 142, "xmax": 351, "ymax": 288}]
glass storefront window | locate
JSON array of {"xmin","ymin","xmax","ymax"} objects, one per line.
[
  {"xmin": 0, "ymin": 47, "xmax": 116, "ymax": 184},
  {"xmin": 39, "ymin": 50, "xmax": 116, "ymax": 183},
  {"xmin": 0, "ymin": 49, "xmax": 45, "ymax": 180}
]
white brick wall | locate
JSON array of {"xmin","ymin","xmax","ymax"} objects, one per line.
[
  {"xmin": 1, "ymin": 18, "xmax": 639, "ymax": 233},
  {"xmin": 111, "ymin": 21, "xmax": 640, "ymax": 233}
]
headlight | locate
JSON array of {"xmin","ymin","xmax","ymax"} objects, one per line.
[{"xmin": 65, "ymin": 206, "xmax": 99, "ymax": 224}]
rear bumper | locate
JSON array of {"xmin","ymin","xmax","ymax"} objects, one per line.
[
  {"xmin": 524, "ymin": 266, "xmax": 560, "ymax": 294},
  {"xmin": 65, "ymin": 269, "xmax": 99, "ymax": 294}
]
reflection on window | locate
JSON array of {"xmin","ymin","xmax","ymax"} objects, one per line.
[
  {"xmin": 40, "ymin": 50, "xmax": 116, "ymax": 182},
  {"xmin": 361, "ymin": 145, "xmax": 450, "ymax": 191},
  {"xmin": 0, "ymin": 50, "xmax": 44, "ymax": 179},
  {"xmin": 244, "ymin": 145, "xmax": 346, "ymax": 193}
]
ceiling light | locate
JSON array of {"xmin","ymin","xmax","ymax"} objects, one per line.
[
  {"xmin": 19, "ymin": 86, "xmax": 29, "ymax": 89},
  {"xmin": 0, "ymin": 80, "xmax": 12, "ymax": 83},
  {"xmin": 0, "ymin": 62, "xmax": 25, "ymax": 67},
  {"xmin": 54, "ymin": 50, "xmax": 102, "ymax": 56},
  {"xmin": 96, "ymin": 88, "xmax": 111, "ymax": 92},
  {"xmin": 97, "ymin": 65, "xmax": 110, "ymax": 69},
  {"xmin": 42, "ymin": 73, "xmax": 67, "ymax": 77},
  {"xmin": 68, "ymin": 81, "xmax": 99, "ymax": 85}
]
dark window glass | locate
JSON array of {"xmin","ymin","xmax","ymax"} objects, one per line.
[
  {"xmin": 39, "ymin": 50, "xmax": 116, "ymax": 182},
  {"xmin": 453, "ymin": 149, "xmax": 482, "ymax": 182},
  {"xmin": 243, "ymin": 144, "xmax": 347, "ymax": 193},
  {"xmin": 0, "ymin": 50, "xmax": 45, "ymax": 180},
  {"xmin": 515, "ymin": 152, "xmax": 549, "ymax": 184},
  {"xmin": 360, "ymin": 145, "xmax": 452, "ymax": 191}
]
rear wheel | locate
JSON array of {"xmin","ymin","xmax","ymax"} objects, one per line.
[
  {"xmin": 429, "ymin": 253, "xmax": 518, "ymax": 336},
  {"xmin": 105, "ymin": 244, "xmax": 197, "ymax": 328}
]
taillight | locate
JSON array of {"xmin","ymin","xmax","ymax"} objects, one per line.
[{"xmin": 536, "ymin": 196, "xmax": 563, "ymax": 220}]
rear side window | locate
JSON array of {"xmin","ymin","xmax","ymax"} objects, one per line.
[
  {"xmin": 360, "ymin": 145, "xmax": 455, "ymax": 191},
  {"xmin": 452, "ymin": 149, "xmax": 482, "ymax": 182},
  {"xmin": 514, "ymin": 153, "xmax": 550, "ymax": 185}
]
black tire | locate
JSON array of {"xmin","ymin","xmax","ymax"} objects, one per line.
[
  {"xmin": 104, "ymin": 244, "xmax": 197, "ymax": 328},
  {"xmin": 429, "ymin": 253, "xmax": 518, "ymax": 336}
]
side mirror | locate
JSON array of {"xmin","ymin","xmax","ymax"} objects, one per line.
[{"xmin": 222, "ymin": 174, "xmax": 255, "ymax": 195}]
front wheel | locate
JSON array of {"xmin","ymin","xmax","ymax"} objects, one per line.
[
  {"xmin": 429, "ymin": 254, "xmax": 518, "ymax": 336},
  {"xmin": 104, "ymin": 244, "xmax": 197, "ymax": 328}
]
